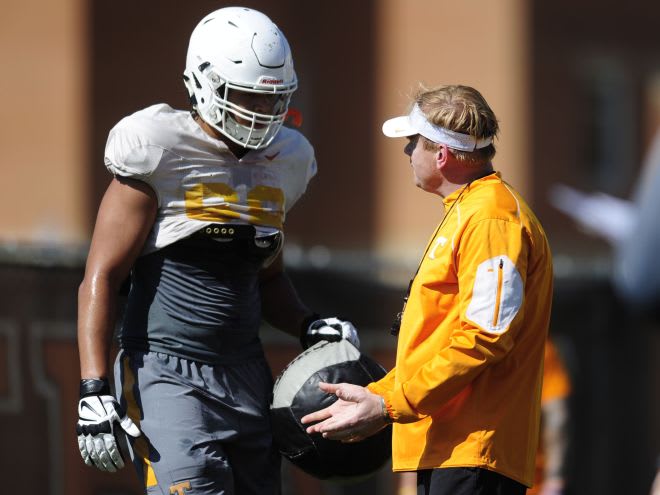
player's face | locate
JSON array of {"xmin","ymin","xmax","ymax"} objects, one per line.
[
  {"xmin": 404, "ymin": 135, "xmax": 442, "ymax": 192},
  {"xmin": 227, "ymin": 89, "xmax": 287, "ymax": 128}
]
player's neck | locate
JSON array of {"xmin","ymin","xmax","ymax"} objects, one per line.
[{"xmin": 193, "ymin": 113, "xmax": 249, "ymax": 159}]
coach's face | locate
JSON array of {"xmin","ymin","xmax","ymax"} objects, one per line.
[{"xmin": 404, "ymin": 134, "xmax": 443, "ymax": 194}]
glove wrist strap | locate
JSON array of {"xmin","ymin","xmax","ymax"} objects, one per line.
[{"xmin": 80, "ymin": 378, "xmax": 111, "ymax": 398}]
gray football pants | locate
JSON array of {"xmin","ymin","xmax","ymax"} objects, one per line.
[{"xmin": 114, "ymin": 350, "xmax": 281, "ymax": 495}]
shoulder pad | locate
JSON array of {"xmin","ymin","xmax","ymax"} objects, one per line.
[
  {"xmin": 103, "ymin": 105, "xmax": 174, "ymax": 178},
  {"xmin": 271, "ymin": 127, "xmax": 317, "ymax": 178}
]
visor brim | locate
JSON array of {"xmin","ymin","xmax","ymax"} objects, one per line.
[{"xmin": 382, "ymin": 116, "xmax": 417, "ymax": 138}]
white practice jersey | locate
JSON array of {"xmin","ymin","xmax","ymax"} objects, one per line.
[{"xmin": 104, "ymin": 104, "xmax": 317, "ymax": 253}]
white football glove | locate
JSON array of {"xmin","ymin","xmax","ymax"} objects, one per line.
[
  {"xmin": 302, "ymin": 317, "xmax": 360, "ymax": 350},
  {"xmin": 76, "ymin": 380, "xmax": 140, "ymax": 472}
]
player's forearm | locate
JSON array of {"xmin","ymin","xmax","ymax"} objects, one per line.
[
  {"xmin": 77, "ymin": 273, "xmax": 122, "ymax": 379},
  {"xmin": 77, "ymin": 177, "xmax": 157, "ymax": 379},
  {"xmin": 260, "ymin": 270, "xmax": 314, "ymax": 339}
]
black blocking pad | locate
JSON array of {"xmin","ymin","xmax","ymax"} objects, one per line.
[{"xmin": 270, "ymin": 340, "xmax": 392, "ymax": 480}]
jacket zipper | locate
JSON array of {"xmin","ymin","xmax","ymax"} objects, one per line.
[{"xmin": 492, "ymin": 259, "xmax": 504, "ymax": 327}]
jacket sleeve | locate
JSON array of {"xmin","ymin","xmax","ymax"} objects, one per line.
[
  {"xmin": 384, "ymin": 218, "xmax": 531, "ymax": 422},
  {"xmin": 367, "ymin": 368, "xmax": 396, "ymax": 396}
]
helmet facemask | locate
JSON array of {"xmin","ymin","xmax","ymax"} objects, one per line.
[{"xmin": 212, "ymin": 72, "xmax": 294, "ymax": 150}]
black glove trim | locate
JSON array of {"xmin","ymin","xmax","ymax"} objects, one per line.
[
  {"xmin": 80, "ymin": 378, "xmax": 111, "ymax": 398},
  {"xmin": 76, "ymin": 419, "xmax": 112, "ymax": 436},
  {"xmin": 299, "ymin": 312, "xmax": 321, "ymax": 349}
]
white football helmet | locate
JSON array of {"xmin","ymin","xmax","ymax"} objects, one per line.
[{"xmin": 183, "ymin": 7, "xmax": 298, "ymax": 149}]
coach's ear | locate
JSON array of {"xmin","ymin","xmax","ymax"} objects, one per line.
[{"xmin": 435, "ymin": 143, "xmax": 450, "ymax": 170}]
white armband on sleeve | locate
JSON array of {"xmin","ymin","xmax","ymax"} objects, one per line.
[{"xmin": 466, "ymin": 255, "xmax": 523, "ymax": 334}]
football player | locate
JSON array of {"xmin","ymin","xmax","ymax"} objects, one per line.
[{"xmin": 75, "ymin": 7, "xmax": 358, "ymax": 495}]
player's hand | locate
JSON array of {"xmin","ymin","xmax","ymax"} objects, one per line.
[
  {"xmin": 76, "ymin": 379, "xmax": 140, "ymax": 472},
  {"xmin": 302, "ymin": 317, "xmax": 360, "ymax": 350}
]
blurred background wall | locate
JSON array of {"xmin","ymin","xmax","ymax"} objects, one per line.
[{"xmin": 1, "ymin": 0, "xmax": 659, "ymax": 494}]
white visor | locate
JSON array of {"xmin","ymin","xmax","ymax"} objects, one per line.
[{"xmin": 382, "ymin": 104, "xmax": 493, "ymax": 152}]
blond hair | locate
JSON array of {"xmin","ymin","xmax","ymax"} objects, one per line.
[{"xmin": 415, "ymin": 84, "xmax": 499, "ymax": 166}]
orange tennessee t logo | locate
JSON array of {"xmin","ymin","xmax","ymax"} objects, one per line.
[{"xmin": 170, "ymin": 481, "xmax": 191, "ymax": 495}]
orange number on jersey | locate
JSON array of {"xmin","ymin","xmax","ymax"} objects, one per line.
[
  {"xmin": 184, "ymin": 183, "xmax": 284, "ymax": 228},
  {"xmin": 184, "ymin": 183, "xmax": 239, "ymax": 222},
  {"xmin": 247, "ymin": 185, "xmax": 285, "ymax": 228}
]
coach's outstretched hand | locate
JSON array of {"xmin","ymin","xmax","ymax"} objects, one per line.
[
  {"xmin": 301, "ymin": 382, "xmax": 387, "ymax": 443},
  {"xmin": 76, "ymin": 378, "xmax": 140, "ymax": 472},
  {"xmin": 302, "ymin": 317, "xmax": 360, "ymax": 350}
]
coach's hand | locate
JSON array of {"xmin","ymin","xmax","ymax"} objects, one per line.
[
  {"xmin": 301, "ymin": 382, "xmax": 387, "ymax": 442},
  {"xmin": 76, "ymin": 378, "xmax": 140, "ymax": 472},
  {"xmin": 301, "ymin": 317, "xmax": 360, "ymax": 350}
]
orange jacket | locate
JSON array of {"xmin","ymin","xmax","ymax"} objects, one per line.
[{"xmin": 368, "ymin": 172, "xmax": 553, "ymax": 487}]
